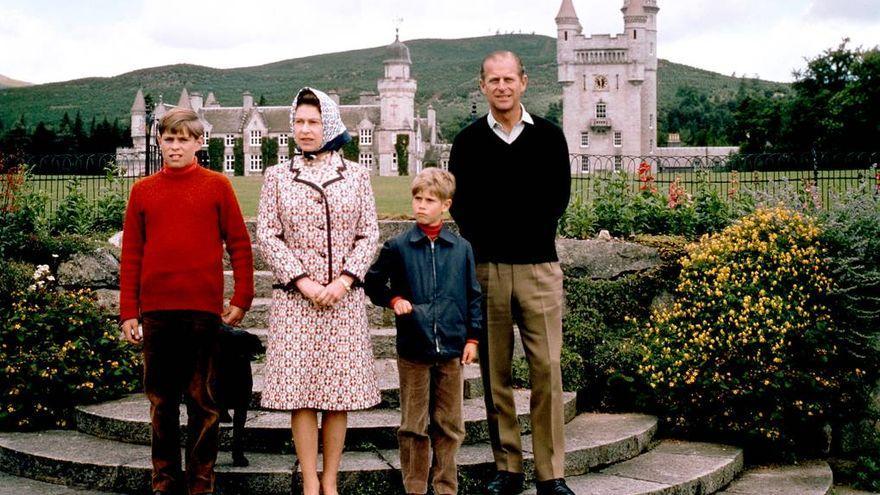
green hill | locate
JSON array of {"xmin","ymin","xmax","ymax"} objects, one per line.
[{"xmin": 0, "ymin": 34, "xmax": 787, "ymax": 138}]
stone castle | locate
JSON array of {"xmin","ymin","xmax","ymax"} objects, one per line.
[
  {"xmin": 124, "ymin": 3, "xmax": 738, "ymax": 176},
  {"xmin": 556, "ymin": 0, "xmax": 737, "ymax": 172},
  {"xmin": 126, "ymin": 35, "xmax": 449, "ymax": 177}
]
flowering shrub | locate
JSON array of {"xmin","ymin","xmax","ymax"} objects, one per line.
[
  {"xmin": 637, "ymin": 206, "xmax": 841, "ymax": 457},
  {"xmin": 0, "ymin": 267, "xmax": 141, "ymax": 430}
]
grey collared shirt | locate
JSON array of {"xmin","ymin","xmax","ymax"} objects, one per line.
[{"xmin": 487, "ymin": 104, "xmax": 534, "ymax": 144}]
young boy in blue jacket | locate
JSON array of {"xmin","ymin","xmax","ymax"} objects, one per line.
[{"xmin": 365, "ymin": 168, "xmax": 482, "ymax": 495}]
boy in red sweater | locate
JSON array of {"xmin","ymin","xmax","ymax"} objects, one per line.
[{"xmin": 119, "ymin": 108, "xmax": 254, "ymax": 495}]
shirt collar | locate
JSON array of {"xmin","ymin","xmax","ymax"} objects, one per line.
[{"xmin": 487, "ymin": 104, "xmax": 533, "ymax": 130}]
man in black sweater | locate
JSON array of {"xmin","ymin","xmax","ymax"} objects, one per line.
[{"xmin": 448, "ymin": 51, "xmax": 573, "ymax": 495}]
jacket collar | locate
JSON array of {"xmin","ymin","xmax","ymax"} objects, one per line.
[
  {"xmin": 407, "ymin": 223, "xmax": 457, "ymax": 245},
  {"xmin": 288, "ymin": 151, "xmax": 348, "ymax": 188}
]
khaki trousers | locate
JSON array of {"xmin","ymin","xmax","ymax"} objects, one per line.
[
  {"xmin": 397, "ymin": 357, "xmax": 465, "ymax": 495},
  {"xmin": 476, "ymin": 262, "xmax": 565, "ymax": 481}
]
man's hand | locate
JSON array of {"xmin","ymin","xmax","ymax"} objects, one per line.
[
  {"xmin": 222, "ymin": 305, "xmax": 246, "ymax": 326},
  {"xmin": 462, "ymin": 342, "xmax": 478, "ymax": 365},
  {"xmin": 121, "ymin": 319, "xmax": 142, "ymax": 345},
  {"xmin": 393, "ymin": 298, "xmax": 413, "ymax": 316},
  {"xmin": 295, "ymin": 277, "xmax": 325, "ymax": 303}
]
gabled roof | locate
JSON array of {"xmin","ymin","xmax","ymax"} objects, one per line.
[{"xmin": 200, "ymin": 108, "xmax": 246, "ymax": 134}]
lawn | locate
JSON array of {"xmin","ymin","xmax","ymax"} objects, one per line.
[{"xmin": 230, "ymin": 176, "xmax": 414, "ymax": 219}]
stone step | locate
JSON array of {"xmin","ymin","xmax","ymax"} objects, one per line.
[
  {"xmin": 0, "ymin": 471, "xmax": 118, "ymax": 495},
  {"xmin": 716, "ymin": 460, "xmax": 833, "ymax": 495},
  {"xmin": 247, "ymin": 359, "xmax": 485, "ymax": 408},
  {"xmin": 241, "ymin": 301, "xmax": 526, "ymax": 359},
  {"xmin": 0, "ymin": 412, "xmax": 657, "ymax": 495},
  {"xmin": 522, "ymin": 440, "xmax": 743, "ymax": 495},
  {"xmin": 241, "ymin": 298, "xmax": 395, "ymax": 329},
  {"xmin": 248, "ymin": 327, "xmax": 400, "ymax": 361},
  {"xmin": 74, "ymin": 390, "xmax": 577, "ymax": 453}
]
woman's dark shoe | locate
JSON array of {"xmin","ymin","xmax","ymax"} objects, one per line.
[
  {"xmin": 486, "ymin": 471, "xmax": 525, "ymax": 495},
  {"xmin": 535, "ymin": 478, "xmax": 575, "ymax": 495}
]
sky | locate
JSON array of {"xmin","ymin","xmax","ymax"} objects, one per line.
[{"xmin": 1, "ymin": 0, "xmax": 879, "ymax": 85}]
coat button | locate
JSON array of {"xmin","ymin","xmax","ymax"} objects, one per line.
[{"xmin": 319, "ymin": 251, "xmax": 327, "ymax": 258}]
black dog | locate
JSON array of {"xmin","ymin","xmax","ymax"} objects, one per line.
[{"xmin": 214, "ymin": 324, "xmax": 265, "ymax": 467}]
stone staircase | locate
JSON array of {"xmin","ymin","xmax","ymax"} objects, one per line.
[{"xmin": 0, "ymin": 226, "xmax": 837, "ymax": 494}]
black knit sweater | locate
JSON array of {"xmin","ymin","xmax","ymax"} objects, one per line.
[{"xmin": 448, "ymin": 115, "xmax": 571, "ymax": 264}]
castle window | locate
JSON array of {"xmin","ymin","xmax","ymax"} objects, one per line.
[
  {"xmin": 278, "ymin": 153, "xmax": 288, "ymax": 163},
  {"xmin": 580, "ymin": 132, "xmax": 590, "ymax": 148},
  {"xmin": 359, "ymin": 153, "xmax": 373, "ymax": 168},
  {"xmin": 249, "ymin": 154, "xmax": 262, "ymax": 172},
  {"xmin": 279, "ymin": 134, "xmax": 288, "ymax": 146},
  {"xmin": 649, "ymin": 114, "xmax": 654, "ymax": 129},
  {"xmin": 649, "ymin": 138, "xmax": 654, "ymax": 151},
  {"xmin": 650, "ymin": 42, "xmax": 654, "ymax": 55},
  {"xmin": 441, "ymin": 159, "xmax": 449, "ymax": 170},
  {"xmin": 360, "ymin": 128, "xmax": 373, "ymax": 146},
  {"xmin": 224, "ymin": 154, "xmax": 234, "ymax": 173},
  {"xmin": 204, "ymin": 131, "xmax": 210, "ymax": 142},
  {"xmin": 225, "ymin": 134, "xmax": 235, "ymax": 147},
  {"xmin": 613, "ymin": 131, "xmax": 623, "ymax": 147},
  {"xmin": 633, "ymin": 30, "xmax": 637, "ymax": 40},
  {"xmin": 564, "ymin": 31, "xmax": 568, "ymax": 41},
  {"xmin": 249, "ymin": 130, "xmax": 262, "ymax": 146},
  {"xmin": 392, "ymin": 152, "xmax": 398, "ymax": 167},
  {"xmin": 581, "ymin": 155, "xmax": 590, "ymax": 173},
  {"xmin": 596, "ymin": 103, "xmax": 607, "ymax": 119},
  {"xmin": 614, "ymin": 156, "xmax": 622, "ymax": 171}
]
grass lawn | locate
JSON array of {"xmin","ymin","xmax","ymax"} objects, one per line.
[{"xmin": 231, "ymin": 176, "xmax": 414, "ymax": 219}]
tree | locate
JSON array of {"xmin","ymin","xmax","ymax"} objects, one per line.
[
  {"xmin": 342, "ymin": 138, "xmax": 359, "ymax": 162},
  {"xmin": 57, "ymin": 112, "xmax": 76, "ymax": 152},
  {"xmin": 261, "ymin": 137, "xmax": 279, "ymax": 168},
  {"xmin": 395, "ymin": 134, "xmax": 410, "ymax": 176},
  {"xmin": 258, "ymin": 94, "xmax": 267, "ymax": 106},
  {"xmin": 207, "ymin": 137, "xmax": 225, "ymax": 172},
  {"xmin": 545, "ymin": 100, "xmax": 563, "ymax": 126},
  {"xmin": 29, "ymin": 122, "xmax": 57, "ymax": 154},
  {"xmin": 233, "ymin": 138, "xmax": 244, "ymax": 176}
]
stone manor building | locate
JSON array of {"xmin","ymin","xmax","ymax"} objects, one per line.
[
  {"xmin": 556, "ymin": 0, "xmax": 737, "ymax": 173},
  {"xmin": 126, "ymin": 35, "xmax": 449, "ymax": 176}
]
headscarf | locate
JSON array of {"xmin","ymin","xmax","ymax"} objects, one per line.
[{"xmin": 290, "ymin": 87, "xmax": 351, "ymax": 158}]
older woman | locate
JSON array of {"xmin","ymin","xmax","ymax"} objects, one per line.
[{"xmin": 257, "ymin": 87, "xmax": 380, "ymax": 495}]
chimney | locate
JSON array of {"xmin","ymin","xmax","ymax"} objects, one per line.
[
  {"xmin": 190, "ymin": 92, "xmax": 203, "ymax": 112},
  {"xmin": 327, "ymin": 90, "xmax": 341, "ymax": 105},
  {"xmin": 242, "ymin": 91, "xmax": 253, "ymax": 110}
]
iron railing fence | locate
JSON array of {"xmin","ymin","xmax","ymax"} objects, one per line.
[{"xmin": 571, "ymin": 152, "xmax": 880, "ymax": 208}]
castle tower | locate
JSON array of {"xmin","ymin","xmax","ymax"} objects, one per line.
[
  {"xmin": 556, "ymin": 0, "xmax": 660, "ymax": 171},
  {"xmin": 131, "ymin": 89, "xmax": 146, "ymax": 152},
  {"xmin": 377, "ymin": 32, "xmax": 417, "ymax": 175}
]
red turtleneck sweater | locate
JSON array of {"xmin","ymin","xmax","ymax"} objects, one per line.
[{"xmin": 119, "ymin": 162, "xmax": 254, "ymax": 321}]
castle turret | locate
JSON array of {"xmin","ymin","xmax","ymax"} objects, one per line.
[
  {"xmin": 131, "ymin": 89, "xmax": 146, "ymax": 152},
  {"xmin": 622, "ymin": 0, "xmax": 659, "ymax": 69},
  {"xmin": 176, "ymin": 88, "xmax": 192, "ymax": 109},
  {"xmin": 556, "ymin": 0, "xmax": 581, "ymax": 85},
  {"xmin": 377, "ymin": 32, "xmax": 417, "ymax": 175}
]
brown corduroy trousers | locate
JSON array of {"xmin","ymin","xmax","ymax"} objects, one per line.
[
  {"xmin": 476, "ymin": 262, "xmax": 566, "ymax": 482},
  {"xmin": 397, "ymin": 356, "xmax": 465, "ymax": 495},
  {"xmin": 142, "ymin": 310, "xmax": 221, "ymax": 495}
]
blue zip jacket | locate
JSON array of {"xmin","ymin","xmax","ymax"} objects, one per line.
[{"xmin": 364, "ymin": 223, "xmax": 482, "ymax": 362}]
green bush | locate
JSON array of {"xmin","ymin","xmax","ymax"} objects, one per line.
[
  {"xmin": 558, "ymin": 196, "xmax": 597, "ymax": 239},
  {"xmin": 0, "ymin": 281, "xmax": 141, "ymax": 430},
  {"xmin": 0, "ymin": 189, "xmax": 94, "ymax": 263},
  {"xmin": 818, "ymin": 186, "xmax": 880, "ymax": 458},
  {"xmin": 638, "ymin": 207, "xmax": 842, "ymax": 458},
  {"xmin": 51, "ymin": 178, "xmax": 94, "ymax": 235},
  {"xmin": 0, "ymin": 259, "xmax": 32, "ymax": 309}
]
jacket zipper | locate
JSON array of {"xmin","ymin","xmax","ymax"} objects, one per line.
[{"xmin": 430, "ymin": 240, "xmax": 440, "ymax": 355}]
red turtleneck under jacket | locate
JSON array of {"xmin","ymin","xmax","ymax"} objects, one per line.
[{"xmin": 119, "ymin": 162, "xmax": 254, "ymax": 322}]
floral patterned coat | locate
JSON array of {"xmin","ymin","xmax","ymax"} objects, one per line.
[{"xmin": 256, "ymin": 152, "xmax": 381, "ymax": 410}]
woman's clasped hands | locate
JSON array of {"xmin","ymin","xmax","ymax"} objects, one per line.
[{"xmin": 295, "ymin": 275, "xmax": 353, "ymax": 308}]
